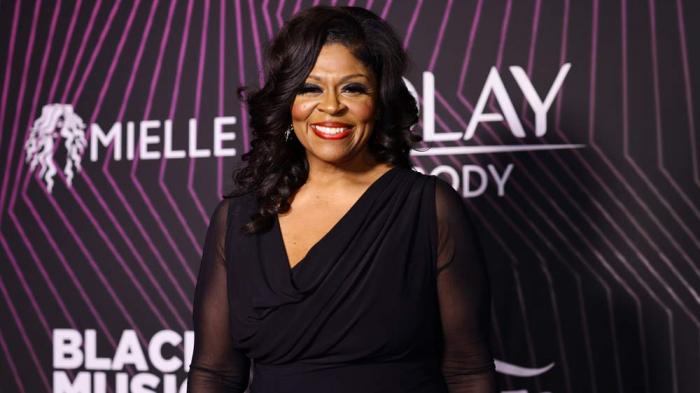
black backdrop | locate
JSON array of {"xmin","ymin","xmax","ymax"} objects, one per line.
[{"xmin": 1, "ymin": 1, "xmax": 698, "ymax": 392}]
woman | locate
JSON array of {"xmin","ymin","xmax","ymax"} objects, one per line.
[{"xmin": 187, "ymin": 5, "xmax": 496, "ymax": 393}]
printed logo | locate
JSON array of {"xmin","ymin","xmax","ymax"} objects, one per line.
[
  {"xmin": 495, "ymin": 359, "xmax": 555, "ymax": 393},
  {"xmin": 24, "ymin": 104, "xmax": 87, "ymax": 194}
]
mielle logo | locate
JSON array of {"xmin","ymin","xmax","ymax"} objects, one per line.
[
  {"xmin": 24, "ymin": 104, "xmax": 88, "ymax": 193},
  {"xmin": 24, "ymin": 105, "xmax": 237, "ymax": 193}
]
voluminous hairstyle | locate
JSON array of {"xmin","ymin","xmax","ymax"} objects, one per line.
[{"xmin": 227, "ymin": 5, "xmax": 421, "ymax": 235}]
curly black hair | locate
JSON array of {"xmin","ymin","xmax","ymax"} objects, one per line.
[{"xmin": 227, "ymin": 5, "xmax": 422, "ymax": 235}]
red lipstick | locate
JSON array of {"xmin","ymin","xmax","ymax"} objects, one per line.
[{"xmin": 310, "ymin": 121, "xmax": 354, "ymax": 140}]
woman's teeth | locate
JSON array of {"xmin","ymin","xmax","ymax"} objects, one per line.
[{"xmin": 314, "ymin": 125, "xmax": 351, "ymax": 134}]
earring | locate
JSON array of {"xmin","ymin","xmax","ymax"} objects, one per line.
[{"xmin": 285, "ymin": 124, "xmax": 293, "ymax": 141}]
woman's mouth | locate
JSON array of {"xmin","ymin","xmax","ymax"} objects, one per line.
[{"xmin": 310, "ymin": 123, "xmax": 354, "ymax": 140}]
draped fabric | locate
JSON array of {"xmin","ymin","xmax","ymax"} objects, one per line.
[{"xmin": 187, "ymin": 166, "xmax": 497, "ymax": 393}]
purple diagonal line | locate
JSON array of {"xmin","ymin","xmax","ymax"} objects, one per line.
[
  {"xmin": 219, "ymin": 0, "xmax": 226, "ymax": 198},
  {"xmin": 46, "ymin": 0, "xmax": 84, "ymax": 103},
  {"xmin": 617, "ymin": 4, "xmax": 653, "ymax": 392},
  {"xmin": 380, "ymin": 0, "xmax": 392, "ymax": 19},
  {"xmin": 126, "ymin": 0, "xmax": 198, "ymax": 283},
  {"xmin": 236, "ymin": 0, "xmax": 251, "ymax": 152},
  {"xmin": 674, "ymin": 0, "xmax": 698, "ymax": 186},
  {"xmin": 185, "ymin": 0, "xmax": 215, "ymax": 235},
  {"xmin": 617, "ymin": 0, "xmax": 700, "ymax": 290},
  {"xmin": 554, "ymin": 0, "xmax": 570, "ymax": 128},
  {"xmin": 2, "ymin": 1, "xmax": 127, "ymax": 373},
  {"xmin": 474, "ymin": 0, "xmax": 698, "ymax": 324},
  {"xmin": 25, "ymin": 172, "xmax": 176, "ymax": 330},
  {"xmin": 249, "ymin": 0, "xmax": 266, "ymax": 87},
  {"xmin": 0, "ymin": 276, "xmax": 50, "ymax": 392},
  {"xmin": 69, "ymin": 3, "xmax": 122, "ymax": 107},
  {"xmin": 0, "ymin": 0, "xmax": 20, "ymax": 151},
  {"xmin": 427, "ymin": 0, "xmax": 451, "ymax": 71},
  {"xmin": 645, "ymin": 0, "xmax": 700, "ymax": 234},
  {"xmin": 3, "ymin": 2, "xmax": 142, "ymax": 344},
  {"xmin": 13, "ymin": 0, "xmax": 153, "ymax": 349},
  {"xmin": 4, "ymin": 216, "xmax": 78, "ymax": 329},
  {"xmin": 86, "ymin": 0, "xmax": 191, "ymax": 323},
  {"xmin": 487, "ymin": 0, "xmax": 511, "ymax": 110},
  {"xmin": 0, "ymin": 2, "xmax": 88, "ymax": 389},
  {"xmin": 0, "ymin": 0, "xmax": 64, "ymax": 344},
  {"xmin": 402, "ymin": 0, "xmax": 422, "ymax": 50},
  {"xmin": 0, "ymin": 328, "xmax": 25, "ymax": 393},
  {"xmin": 186, "ymin": 0, "xmax": 213, "ymax": 226},
  {"xmin": 105, "ymin": 0, "xmax": 198, "ymax": 298},
  {"xmin": 27, "ymin": 171, "xmax": 150, "ymax": 346},
  {"xmin": 0, "ymin": 0, "xmax": 42, "ymax": 221},
  {"xmin": 456, "ymin": 0, "xmax": 483, "ymax": 92},
  {"xmin": 6, "ymin": 199, "xmax": 118, "ymax": 347},
  {"xmin": 546, "ymin": 4, "xmax": 696, "ymax": 372},
  {"xmin": 48, "ymin": 0, "xmax": 183, "ymax": 331},
  {"xmin": 3, "ymin": 0, "xmax": 117, "ymax": 347},
  {"xmin": 58, "ymin": 1, "xmax": 103, "ymax": 103},
  {"xmin": 144, "ymin": 0, "xmax": 206, "ymax": 253},
  {"xmin": 366, "ymin": 0, "xmax": 375, "ymax": 10},
  {"xmin": 292, "ymin": 0, "xmax": 303, "ymax": 15},
  {"xmin": 58, "ymin": 0, "xmax": 189, "ymax": 328},
  {"xmin": 277, "ymin": 0, "xmax": 287, "ymax": 26},
  {"xmin": 0, "ymin": 235, "xmax": 83, "ymax": 390},
  {"xmin": 151, "ymin": 0, "xmax": 208, "ymax": 236},
  {"xmin": 528, "ymin": 101, "xmax": 700, "ymax": 327},
  {"xmin": 262, "ymin": 0, "xmax": 274, "ymax": 38},
  {"xmin": 484, "ymin": 2, "xmax": 692, "ymax": 388},
  {"xmin": 150, "ymin": 0, "xmax": 207, "ymax": 259},
  {"xmin": 518, "ymin": 0, "xmax": 542, "ymax": 117}
]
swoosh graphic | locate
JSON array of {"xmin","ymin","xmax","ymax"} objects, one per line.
[{"xmin": 494, "ymin": 359, "xmax": 555, "ymax": 377}]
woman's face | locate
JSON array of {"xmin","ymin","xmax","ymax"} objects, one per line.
[{"xmin": 291, "ymin": 43, "xmax": 378, "ymax": 166}]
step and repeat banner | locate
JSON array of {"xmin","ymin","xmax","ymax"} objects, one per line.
[{"xmin": 1, "ymin": 1, "xmax": 698, "ymax": 392}]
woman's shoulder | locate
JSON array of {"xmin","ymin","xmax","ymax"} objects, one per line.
[
  {"xmin": 210, "ymin": 191, "xmax": 257, "ymax": 222},
  {"xmin": 398, "ymin": 167, "xmax": 444, "ymax": 191}
]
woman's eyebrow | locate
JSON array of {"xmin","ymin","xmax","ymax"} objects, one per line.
[{"xmin": 307, "ymin": 73, "xmax": 369, "ymax": 83}]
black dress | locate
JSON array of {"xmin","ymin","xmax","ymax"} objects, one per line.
[{"xmin": 187, "ymin": 166, "xmax": 497, "ymax": 392}]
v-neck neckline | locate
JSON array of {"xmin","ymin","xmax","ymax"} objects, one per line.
[{"xmin": 274, "ymin": 166, "xmax": 399, "ymax": 272}]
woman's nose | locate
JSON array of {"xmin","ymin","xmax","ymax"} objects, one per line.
[{"xmin": 318, "ymin": 91, "xmax": 345, "ymax": 114}]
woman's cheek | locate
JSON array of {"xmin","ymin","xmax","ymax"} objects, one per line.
[
  {"xmin": 354, "ymin": 100, "xmax": 376, "ymax": 120},
  {"xmin": 291, "ymin": 99, "xmax": 315, "ymax": 120}
]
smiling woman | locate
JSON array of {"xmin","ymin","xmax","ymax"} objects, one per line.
[
  {"xmin": 291, "ymin": 44, "xmax": 378, "ymax": 160},
  {"xmin": 187, "ymin": 5, "xmax": 497, "ymax": 393}
]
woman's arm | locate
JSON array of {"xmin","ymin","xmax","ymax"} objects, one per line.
[
  {"xmin": 434, "ymin": 178, "xmax": 497, "ymax": 393},
  {"xmin": 187, "ymin": 199, "xmax": 251, "ymax": 393}
]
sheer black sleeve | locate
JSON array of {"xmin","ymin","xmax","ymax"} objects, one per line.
[
  {"xmin": 187, "ymin": 199, "xmax": 251, "ymax": 393},
  {"xmin": 434, "ymin": 178, "xmax": 497, "ymax": 393}
]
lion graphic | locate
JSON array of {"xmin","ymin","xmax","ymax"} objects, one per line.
[{"xmin": 24, "ymin": 104, "xmax": 87, "ymax": 193}]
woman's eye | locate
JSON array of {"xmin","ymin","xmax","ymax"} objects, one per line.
[
  {"xmin": 296, "ymin": 83, "xmax": 368, "ymax": 95},
  {"xmin": 297, "ymin": 84, "xmax": 322, "ymax": 95},
  {"xmin": 343, "ymin": 84, "xmax": 368, "ymax": 94}
]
